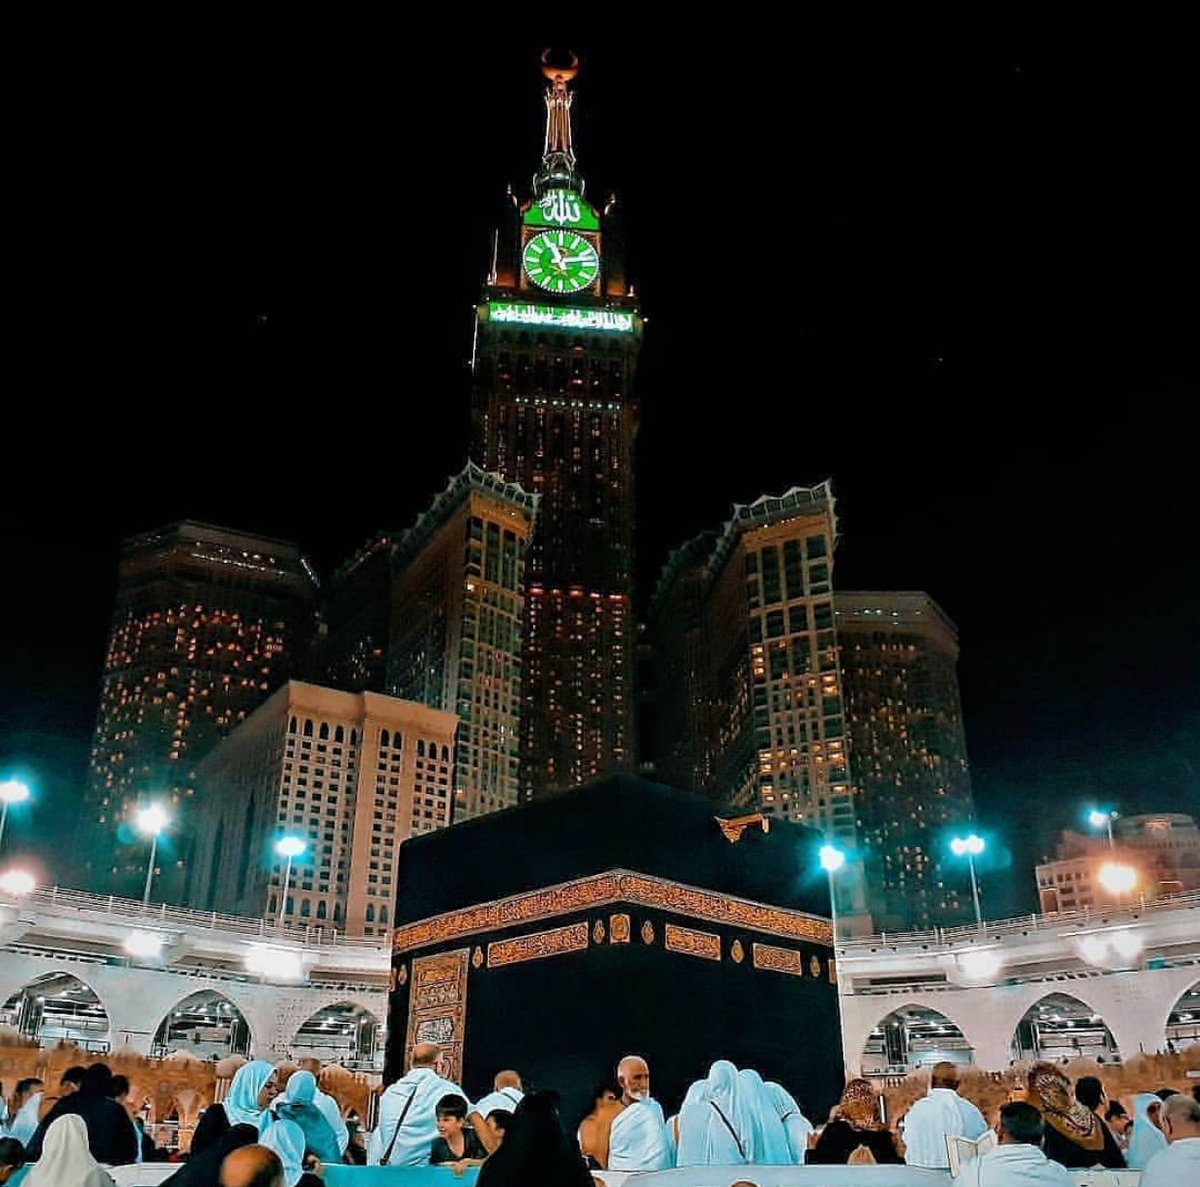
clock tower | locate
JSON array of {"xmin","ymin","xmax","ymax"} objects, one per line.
[{"xmin": 470, "ymin": 51, "xmax": 642, "ymax": 800}]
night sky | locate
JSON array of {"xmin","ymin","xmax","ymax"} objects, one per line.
[{"xmin": 3, "ymin": 36, "xmax": 1196, "ymax": 916}]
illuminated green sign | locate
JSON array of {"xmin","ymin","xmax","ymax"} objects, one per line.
[
  {"xmin": 487, "ymin": 302, "xmax": 635, "ymax": 334},
  {"xmin": 523, "ymin": 188, "xmax": 600, "ymax": 231}
]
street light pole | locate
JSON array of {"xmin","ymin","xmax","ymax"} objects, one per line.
[
  {"xmin": 1089, "ymin": 808, "xmax": 1118, "ymax": 853},
  {"xmin": 276, "ymin": 836, "xmax": 307, "ymax": 926},
  {"xmin": 0, "ymin": 780, "xmax": 31, "ymax": 854},
  {"xmin": 951, "ymin": 834, "xmax": 986, "ymax": 930},
  {"xmin": 135, "ymin": 803, "xmax": 169, "ymax": 909},
  {"xmin": 819, "ymin": 843, "xmax": 846, "ymax": 943},
  {"xmin": 142, "ymin": 831, "xmax": 159, "ymax": 907}
]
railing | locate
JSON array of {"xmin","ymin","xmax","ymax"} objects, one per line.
[
  {"xmin": 838, "ymin": 889, "xmax": 1200, "ymax": 953},
  {"xmin": 4, "ymin": 884, "xmax": 392, "ymax": 952}
]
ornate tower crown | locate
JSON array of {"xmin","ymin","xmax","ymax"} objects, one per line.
[{"xmin": 535, "ymin": 48, "xmax": 582, "ymax": 197}]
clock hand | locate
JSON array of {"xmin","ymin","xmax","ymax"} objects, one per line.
[
  {"xmin": 561, "ymin": 254, "xmax": 593, "ymax": 265},
  {"xmin": 547, "ymin": 242, "xmax": 566, "ymax": 269}
]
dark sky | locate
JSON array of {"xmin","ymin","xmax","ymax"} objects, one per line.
[{"xmin": 3, "ymin": 34, "xmax": 1196, "ymax": 915}]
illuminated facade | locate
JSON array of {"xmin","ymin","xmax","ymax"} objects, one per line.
[
  {"xmin": 651, "ymin": 485, "xmax": 854, "ymax": 842},
  {"xmin": 82, "ymin": 521, "xmax": 317, "ymax": 900},
  {"xmin": 189, "ymin": 681, "xmax": 457, "ymax": 938},
  {"xmin": 1036, "ymin": 813, "xmax": 1200, "ymax": 912},
  {"xmin": 469, "ymin": 53, "xmax": 642, "ymax": 799},
  {"xmin": 835, "ymin": 592, "xmax": 976, "ymax": 930},
  {"xmin": 386, "ymin": 464, "xmax": 537, "ymax": 820}
]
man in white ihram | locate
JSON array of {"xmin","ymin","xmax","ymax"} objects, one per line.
[
  {"xmin": 1140, "ymin": 1091, "xmax": 1200, "ymax": 1187},
  {"xmin": 607, "ymin": 1055, "xmax": 674, "ymax": 1172},
  {"xmin": 466, "ymin": 1069, "xmax": 523, "ymax": 1154},
  {"xmin": 952, "ymin": 1101, "xmax": 1071, "ymax": 1186},
  {"xmin": 904, "ymin": 1060, "xmax": 988, "ymax": 1169},
  {"xmin": 368, "ymin": 1042, "xmax": 467, "ymax": 1166}
]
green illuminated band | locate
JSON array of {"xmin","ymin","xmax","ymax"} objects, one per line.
[
  {"xmin": 523, "ymin": 188, "xmax": 601, "ymax": 231},
  {"xmin": 488, "ymin": 302, "xmax": 635, "ymax": 334}
]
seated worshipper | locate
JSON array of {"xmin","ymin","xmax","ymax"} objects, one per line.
[
  {"xmin": 484, "ymin": 1108, "xmax": 512, "ymax": 1147},
  {"xmin": 902, "ymin": 1060, "xmax": 988, "ymax": 1170},
  {"xmin": 808, "ymin": 1078, "xmax": 903, "ymax": 1164},
  {"xmin": 294, "ymin": 1059, "xmax": 348, "ymax": 1157},
  {"xmin": 1104, "ymin": 1099, "xmax": 1131, "ymax": 1145},
  {"xmin": 735, "ymin": 1069, "xmax": 791, "ymax": 1164},
  {"xmin": 1127, "ymin": 1091, "xmax": 1170, "ymax": 1169},
  {"xmin": 24, "ymin": 1114, "xmax": 117, "ymax": 1187},
  {"xmin": 1026, "ymin": 1063, "xmax": 1124, "ymax": 1169},
  {"xmin": 190, "ymin": 1061, "xmax": 280, "ymax": 1153},
  {"xmin": 4, "ymin": 1079, "xmax": 43, "ymax": 1146},
  {"xmin": 468, "ymin": 1070, "xmax": 524, "ymax": 1154},
  {"xmin": 0, "ymin": 1137, "xmax": 26, "ymax": 1185},
  {"xmin": 429, "ymin": 1093, "xmax": 487, "ymax": 1167},
  {"xmin": 110, "ymin": 1073, "xmax": 157, "ymax": 1163},
  {"xmin": 951, "ymin": 1100, "xmax": 1072, "ymax": 1186},
  {"xmin": 368, "ymin": 1041, "xmax": 466, "ymax": 1166},
  {"xmin": 41, "ymin": 1065, "xmax": 86, "ymax": 1119},
  {"xmin": 764, "ymin": 1081, "xmax": 814, "ymax": 1164},
  {"xmin": 162, "ymin": 1123, "xmax": 258, "ymax": 1187},
  {"xmin": 606, "ymin": 1054, "xmax": 674, "ymax": 1172},
  {"xmin": 477, "ymin": 1091, "xmax": 594, "ymax": 1187},
  {"xmin": 577, "ymin": 1084, "xmax": 621, "ymax": 1169},
  {"xmin": 677, "ymin": 1060, "xmax": 747, "ymax": 1167},
  {"xmin": 1141, "ymin": 1090, "xmax": 1200, "ymax": 1187},
  {"xmin": 259, "ymin": 1119, "xmax": 323, "ymax": 1187},
  {"xmin": 263, "ymin": 1070, "xmax": 341, "ymax": 1165},
  {"xmin": 24, "ymin": 1062, "xmax": 138, "ymax": 1165},
  {"xmin": 219, "ymin": 1144, "xmax": 286, "ymax": 1187}
]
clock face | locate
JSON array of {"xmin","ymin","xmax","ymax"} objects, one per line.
[{"xmin": 522, "ymin": 230, "xmax": 600, "ymax": 294}]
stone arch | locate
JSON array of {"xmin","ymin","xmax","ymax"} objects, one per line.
[
  {"xmin": 151, "ymin": 988, "xmax": 255, "ymax": 1060},
  {"xmin": 0, "ymin": 968, "xmax": 114, "ymax": 1051},
  {"xmin": 290, "ymin": 997, "xmax": 385, "ymax": 1069},
  {"xmin": 1010, "ymin": 990, "xmax": 1120, "ymax": 1064},
  {"xmin": 1164, "ymin": 977, "xmax": 1200, "ymax": 1052},
  {"xmin": 860, "ymin": 1000, "xmax": 977, "ymax": 1075}
]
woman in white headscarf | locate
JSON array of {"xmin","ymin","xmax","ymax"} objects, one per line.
[
  {"xmin": 1126, "ymin": 1093, "xmax": 1169, "ymax": 1169},
  {"xmin": 734, "ymin": 1069, "xmax": 791, "ymax": 1165},
  {"xmin": 25, "ymin": 1114, "xmax": 115, "ymax": 1187},
  {"xmin": 764, "ymin": 1081, "xmax": 813, "ymax": 1164},
  {"xmin": 221, "ymin": 1061, "xmax": 279, "ymax": 1128},
  {"xmin": 676, "ymin": 1060, "xmax": 748, "ymax": 1166}
]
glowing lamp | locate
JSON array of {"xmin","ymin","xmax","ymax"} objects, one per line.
[
  {"xmin": 275, "ymin": 836, "xmax": 307, "ymax": 859},
  {"xmin": 1098, "ymin": 861, "xmax": 1137, "ymax": 895},
  {"xmin": 245, "ymin": 946, "xmax": 304, "ymax": 982},
  {"xmin": 136, "ymin": 804, "xmax": 169, "ymax": 836},
  {"xmin": 1110, "ymin": 930, "xmax": 1143, "ymax": 960},
  {"xmin": 0, "ymin": 869, "xmax": 36, "ymax": 896},
  {"xmin": 958, "ymin": 949, "xmax": 1003, "ymax": 980},
  {"xmin": 1088, "ymin": 810, "xmax": 1111, "ymax": 829},
  {"xmin": 950, "ymin": 834, "xmax": 985, "ymax": 857},
  {"xmin": 0, "ymin": 780, "xmax": 31, "ymax": 806},
  {"xmin": 124, "ymin": 931, "xmax": 165, "ymax": 958},
  {"xmin": 819, "ymin": 844, "xmax": 846, "ymax": 873}
]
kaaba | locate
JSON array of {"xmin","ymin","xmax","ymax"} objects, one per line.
[{"xmin": 388, "ymin": 775, "xmax": 843, "ymax": 1125}]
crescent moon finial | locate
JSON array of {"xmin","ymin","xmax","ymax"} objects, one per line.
[{"xmin": 541, "ymin": 47, "xmax": 579, "ymax": 85}]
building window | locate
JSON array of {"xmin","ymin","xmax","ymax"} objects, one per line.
[
  {"xmin": 303, "ymin": 719, "xmax": 314, "ymax": 737},
  {"xmin": 365, "ymin": 904, "xmax": 375, "ymax": 923}
]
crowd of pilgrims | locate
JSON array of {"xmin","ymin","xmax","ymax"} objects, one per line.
[{"xmin": 0, "ymin": 1045, "xmax": 1198, "ymax": 1186}]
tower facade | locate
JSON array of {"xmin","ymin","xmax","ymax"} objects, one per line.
[
  {"xmin": 651, "ymin": 485, "xmax": 854, "ymax": 843},
  {"xmin": 190, "ymin": 681, "xmax": 458, "ymax": 937},
  {"xmin": 82, "ymin": 521, "xmax": 317, "ymax": 898},
  {"xmin": 835, "ymin": 592, "xmax": 976, "ymax": 930},
  {"xmin": 470, "ymin": 53, "xmax": 642, "ymax": 798},
  {"xmin": 386, "ymin": 464, "xmax": 537, "ymax": 820}
]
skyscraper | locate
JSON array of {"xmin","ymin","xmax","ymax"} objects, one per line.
[
  {"xmin": 650, "ymin": 484, "xmax": 854, "ymax": 843},
  {"xmin": 190, "ymin": 680, "xmax": 457, "ymax": 937},
  {"xmin": 82, "ymin": 521, "xmax": 317, "ymax": 899},
  {"xmin": 386, "ymin": 463, "xmax": 537, "ymax": 819},
  {"xmin": 470, "ymin": 52, "xmax": 642, "ymax": 798},
  {"xmin": 835, "ymin": 592, "xmax": 976, "ymax": 930}
]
